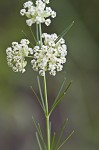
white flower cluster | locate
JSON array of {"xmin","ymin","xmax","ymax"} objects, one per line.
[
  {"xmin": 20, "ymin": 0, "xmax": 56, "ymax": 26},
  {"xmin": 31, "ymin": 33, "xmax": 67, "ymax": 76},
  {"xmin": 6, "ymin": 39, "xmax": 33, "ymax": 73},
  {"xmin": 6, "ymin": 1, "xmax": 67, "ymax": 76}
]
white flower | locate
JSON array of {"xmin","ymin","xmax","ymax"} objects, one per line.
[
  {"xmin": 23, "ymin": 1, "xmax": 33, "ymax": 8},
  {"xmin": 51, "ymin": 11, "xmax": 56, "ymax": 18},
  {"xmin": 20, "ymin": 9, "xmax": 26, "ymax": 16},
  {"xmin": 6, "ymin": 39, "xmax": 33, "ymax": 73},
  {"xmin": 45, "ymin": 19, "xmax": 51, "ymax": 26},
  {"xmin": 43, "ymin": 0, "xmax": 50, "ymax": 4},
  {"xmin": 20, "ymin": 0, "xmax": 56, "ymax": 26},
  {"xmin": 26, "ymin": 19, "xmax": 33, "ymax": 26},
  {"xmin": 50, "ymin": 70, "xmax": 56, "ymax": 76},
  {"xmin": 21, "ymin": 39, "xmax": 30, "ymax": 45},
  {"xmin": 39, "ymin": 70, "xmax": 45, "ymax": 76},
  {"xmin": 31, "ymin": 33, "xmax": 67, "ymax": 76},
  {"xmin": 36, "ymin": 16, "xmax": 44, "ymax": 24}
]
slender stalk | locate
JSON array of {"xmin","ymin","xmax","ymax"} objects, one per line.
[
  {"xmin": 44, "ymin": 75, "xmax": 48, "ymax": 115},
  {"xmin": 36, "ymin": 23, "xmax": 39, "ymax": 44},
  {"xmin": 44, "ymin": 75, "xmax": 50, "ymax": 150},
  {"xmin": 39, "ymin": 23, "xmax": 42, "ymax": 47},
  {"xmin": 38, "ymin": 22, "xmax": 51, "ymax": 150},
  {"xmin": 46, "ymin": 115, "xmax": 50, "ymax": 150},
  {"xmin": 25, "ymin": 56, "xmax": 33, "ymax": 58}
]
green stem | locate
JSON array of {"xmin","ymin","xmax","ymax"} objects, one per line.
[
  {"xmin": 36, "ymin": 23, "xmax": 39, "ymax": 44},
  {"xmin": 44, "ymin": 75, "xmax": 50, "ymax": 150},
  {"xmin": 38, "ymin": 22, "xmax": 50, "ymax": 150},
  {"xmin": 44, "ymin": 75, "xmax": 48, "ymax": 115},
  {"xmin": 46, "ymin": 115, "xmax": 50, "ymax": 150},
  {"xmin": 25, "ymin": 56, "xmax": 33, "ymax": 58},
  {"xmin": 39, "ymin": 23, "xmax": 42, "ymax": 47}
]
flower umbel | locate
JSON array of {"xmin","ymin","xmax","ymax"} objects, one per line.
[
  {"xmin": 31, "ymin": 33, "xmax": 67, "ymax": 76},
  {"xmin": 20, "ymin": 0, "xmax": 56, "ymax": 26},
  {"xmin": 6, "ymin": 39, "xmax": 33, "ymax": 73}
]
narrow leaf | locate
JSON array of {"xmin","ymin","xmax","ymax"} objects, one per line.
[
  {"xmin": 38, "ymin": 123, "xmax": 43, "ymax": 138},
  {"xmin": 53, "ymin": 77, "xmax": 66, "ymax": 107},
  {"xmin": 55, "ymin": 21, "xmax": 74, "ymax": 43},
  {"xmin": 32, "ymin": 115, "xmax": 41, "ymax": 136},
  {"xmin": 37, "ymin": 76, "xmax": 46, "ymax": 113},
  {"xmin": 21, "ymin": 30, "xmax": 34, "ymax": 47},
  {"xmin": 32, "ymin": 116, "xmax": 47, "ymax": 150},
  {"xmin": 51, "ymin": 132, "xmax": 56, "ymax": 150},
  {"xmin": 36, "ymin": 132, "xmax": 43, "ymax": 150},
  {"xmin": 57, "ymin": 130, "xmax": 74, "ymax": 150},
  {"xmin": 55, "ymin": 119, "xmax": 68, "ymax": 150},
  {"xmin": 29, "ymin": 27, "xmax": 37, "ymax": 43},
  {"xmin": 38, "ymin": 123, "xmax": 47, "ymax": 150},
  {"xmin": 30, "ymin": 86, "xmax": 44, "ymax": 113},
  {"xmin": 49, "ymin": 81, "xmax": 72, "ymax": 115}
]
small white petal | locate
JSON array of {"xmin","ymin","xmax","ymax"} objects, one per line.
[
  {"xmin": 26, "ymin": 19, "xmax": 33, "ymax": 26},
  {"xmin": 45, "ymin": 19, "xmax": 51, "ymax": 26},
  {"xmin": 43, "ymin": 0, "xmax": 50, "ymax": 4},
  {"xmin": 20, "ymin": 9, "xmax": 26, "ymax": 16},
  {"xmin": 51, "ymin": 11, "xmax": 56, "ymax": 18},
  {"xmin": 23, "ymin": 1, "xmax": 33, "ymax": 8}
]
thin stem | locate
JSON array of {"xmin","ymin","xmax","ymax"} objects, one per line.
[
  {"xmin": 51, "ymin": 132, "xmax": 56, "ymax": 150},
  {"xmin": 39, "ymin": 23, "xmax": 42, "ymax": 47},
  {"xmin": 36, "ymin": 23, "xmax": 39, "ymax": 44},
  {"xmin": 46, "ymin": 115, "xmax": 50, "ymax": 150},
  {"xmin": 38, "ymin": 22, "xmax": 50, "ymax": 150},
  {"xmin": 25, "ymin": 56, "xmax": 33, "ymax": 58},
  {"xmin": 44, "ymin": 75, "xmax": 48, "ymax": 115},
  {"xmin": 44, "ymin": 75, "xmax": 50, "ymax": 150}
]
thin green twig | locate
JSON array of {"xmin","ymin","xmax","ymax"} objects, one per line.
[
  {"xmin": 36, "ymin": 23, "xmax": 39, "ymax": 44},
  {"xmin": 32, "ymin": 116, "xmax": 47, "ymax": 150},
  {"xmin": 21, "ymin": 30, "xmax": 34, "ymax": 47},
  {"xmin": 39, "ymin": 23, "xmax": 43, "ymax": 47},
  {"xmin": 57, "ymin": 131, "xmax": 74, "ymax": 150},
  {"xmin": 30, "ymin": 86, "xmax": 45, "ymax": 113},
  {"xmin": 25, "ymin": 56, "xmax": 33, "ymax": 58},
  {"xmin": 55, "ymin": 21, "xmax": 74, "ymax": 43},
  {"xmin": 43, "ymin": 75, "xmax": 51, "ymax": 150},
  {"xmin": 29, "ymin": 27, "xmax": 37, "ymax": 43},
  {"xmin": 37, "ymin": 76, "xmax": 46, "ymax": 113},
  {"xmin": 38, "ymin": 123, "xmax": 47, "ymax": 150},
  {"xmin": 51, "ymin": 132, "xmax": 56, "ymax": 150},
  {"xmin": 36, "ymin": 132, "xmax": 43, "ymax": 150},
  {"xmin": 54, "ymin": 119, "xmax": 68, "ymax": 150},
  {"xmin": 53, "ymin": 77, "xmax": 66, "ymax": 107},
  {"xmin": 49, "ymin": 81, "xmax": 72, "ymax": 116}
]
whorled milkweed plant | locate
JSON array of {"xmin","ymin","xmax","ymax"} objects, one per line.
[{"xmin": 6, "ymin": 0, "xmax": 74, "ymax": 150}]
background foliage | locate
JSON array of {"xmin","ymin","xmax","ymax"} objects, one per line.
[{"xmin": 0, "ymin": 0, "xmax": 99, "ymax": 150}]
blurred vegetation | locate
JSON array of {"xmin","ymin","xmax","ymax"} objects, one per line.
[{"xmin": 0, "ymin": 0, "xmax": 99, "ymax": 150}]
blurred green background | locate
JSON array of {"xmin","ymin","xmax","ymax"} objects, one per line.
[{"xmin": 0, "ymin": 0, "xmax": 99, "ymax": 150}]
